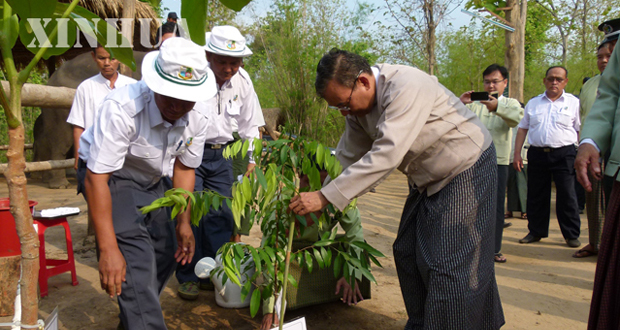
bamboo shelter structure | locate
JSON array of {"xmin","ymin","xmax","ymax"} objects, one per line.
[{"xmin": 7, "ymin": 0, "xmax": 160, "ymax": 75}]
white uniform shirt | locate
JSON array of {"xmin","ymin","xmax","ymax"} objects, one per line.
[
  {"xmin": 518, "ymin": 91, "xmax": 580, "ymax": 148},
  {"xmin": 66, "ymin": 72, "xmax": 137, "ymax": 129},
  {"xmin": 78, "ymin": 81, "xmax": 208, "ymax": 188},
  {"xmin": 194, "ymin": 67, "xmax": 261, "ymax": 160}
]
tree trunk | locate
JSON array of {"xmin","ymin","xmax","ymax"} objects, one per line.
[
  {"xmin": 120, "ymin": 0, "xmax": 135, "ymax": 76},
  {"xmin": 4, "ymin": 81, "xmax": 40, "ymax": 330},
  {"xmin": 1, "ymin": 81, "xmax": 75, "ymax": 108},
  {"xmin": 0, "ymin": 255, "xmax": 20, "ymax": 316},
  {"xmin": 504, "ymin": 0, "xmax": 526, "ymax": 103}
]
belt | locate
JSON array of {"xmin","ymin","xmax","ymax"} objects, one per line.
[
  {"xmin": 530, "ymin": 145, "xmax": 574, "ymax": 153},
  {"xmin": 205, "ymin": 141, "xmax": 233, "ymax": 149}
]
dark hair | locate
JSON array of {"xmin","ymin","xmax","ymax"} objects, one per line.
[
  {"xmin": 545, "ymin": 65, "xmax": 568, "ymax": 77},
  {"xmin": 91, "ymin": 43, "xmax": 104, "ymax": 53},
  {"xmin": 156, "ymin": 22, "xmax": 181, "ymax": 45},
  {"xmin": 482, "ymin": 64, "xmax": 508, "ymax": 80},
  {"xmin": 315, "ymin": 48, "xmax": 372, "ymax": 97},
  {"xmin": 598, "ymin": 39, "xmax": 618, "ymax": 51}
]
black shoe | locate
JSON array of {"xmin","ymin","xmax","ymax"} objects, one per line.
[
  {"xmin": 519, "ymin": 234, "xmax": 542, "ymax": 244},
  {"xmin": 566, "ymin": 238, "xmax": 581, "ymax": 248},
  {"xmin": 503, "ymin": 222, "xmax": 513, "ymax": 228}
]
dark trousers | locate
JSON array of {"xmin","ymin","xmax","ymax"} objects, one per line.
[
  {"xmin": 175, "ymin": 147, "xmax": 234, "ymax": 284},
  {"xmin": 507, "ymin": 164, "xmax": 527, "ymax": 213},
  {"xmin": 526, "ymin": 146, "xmax": 580, "ymax": 239},
  {"xmin": 495, "ymin": 165, "xmax": 508, "ymax": 254},
  {"xmin": 108, "ymin": 177, "xmax": 176, "ymax": 330}
]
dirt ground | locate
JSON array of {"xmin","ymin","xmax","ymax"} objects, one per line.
[{"xmin": 0, "ymin": 172, "xmax": 597, "ymax": 329}]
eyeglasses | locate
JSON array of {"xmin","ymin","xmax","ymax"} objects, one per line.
[
  {"xmin": 546, "ymin": 77, "xmax": 566, "ymax": 83},
  {"xmin": 328, "ymin": 70, "xmax": 363, "ymax": 112},
  {"xmin": 483, "ymin": 79, "xmax": 505, "ymax": 85}
]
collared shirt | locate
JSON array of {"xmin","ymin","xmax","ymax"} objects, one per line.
[
  {"xmin": 467, "ymin": 96, "xmax": 523, "ymax": 165},
  {"xmin": 579, "ymin": 75, "xmax": 601, "ymax": 129},
  {"xmin": 78, "ymin": 80, "xmax": 208, "ymax": 188},
  {"xmin": 66, "ymin": 72, "xmax": 137, "ymax": 129},
  {"xmin": 518, "ymin": 91, "xmax": 580, "ymax": 148},
  {"xmin": 194, "ymin": 67, "xmax": 261, "ymax": 150},
  {"xmin": 321, "ymin": 64, "xmax": 493, "ymax": 210}
]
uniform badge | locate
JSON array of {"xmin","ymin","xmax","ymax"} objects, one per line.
[
  {"xmin": 178, "ymin": 66, "xmax": 194, "ymax": 80},
  {"xmin": 226, "ymin": 40, "xmax": 237, "ymax": 50},
  {"xmin": 603, "ymin": 24, "xmax": 613, "ymax": 34},
  {"xmin": 233, "ymin": 95, "xmax": 239, "ymax": 101},
  {"xmin": 186, "ymin": 137, "xmax": 193, "ymax": 147}
]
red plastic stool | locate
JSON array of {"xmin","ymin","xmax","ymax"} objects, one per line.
[{"xmin": 33, "ymin": 213, "xmax": 79, "ymax": 297}]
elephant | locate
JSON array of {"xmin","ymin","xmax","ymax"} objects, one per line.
[{"xmin": 33, "ymin": 51, "xmax": 147, "ymax": 188}]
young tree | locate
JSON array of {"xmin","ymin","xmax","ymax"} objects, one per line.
[
  {"xmin": 381, "ymin": 0, "xmax": 463, "ymax": 74},
  {"xmin": 0, "ymin": 0, "xmax": 250, "ymax": 327}
]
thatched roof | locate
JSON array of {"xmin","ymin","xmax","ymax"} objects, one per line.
[{"xmin": 10, "ymin": 0, "xmax": 161, "ymax": 69}]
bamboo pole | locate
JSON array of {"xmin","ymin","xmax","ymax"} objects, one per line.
[
  {"xmin": 0, "ymin": 81, "xmax": 75, "ymax": 109},
  {"xmin": 0, "ymin": 159, "xmax": 74, "ymax": 174}
]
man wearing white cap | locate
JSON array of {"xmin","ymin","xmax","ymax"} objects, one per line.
[
  {"xmin": 175, "ymin": 25, "xmax": 265, "ymax": 300},
  {"xmin": 79, "ymin": 37, "xmax": 216, "ymax": 329}
]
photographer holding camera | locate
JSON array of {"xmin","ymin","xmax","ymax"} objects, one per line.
[{"xmin": 460, "ymin": 64, "xmax": 524, "ymax": 263}]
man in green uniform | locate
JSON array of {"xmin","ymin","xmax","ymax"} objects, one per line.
[
  {"xmin": 460, "ymin": 64, "xmax": 524, "ymax": 263},
  {"xmin": 573, "ymin": 22, "xmax": 617, "ymax": 258}
]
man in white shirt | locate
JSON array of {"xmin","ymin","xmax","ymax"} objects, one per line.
[
  {"xmin": 513, "ymin": 66, "xmax": 581, "ymax": 247},
  {"xmin": 175, "ymin": 25, "xmax": 264, "ymax": 300},
  {"xmin": 66, "ymin": 44, "xmax": 136, "ymax": 198},
  {"xmin": 79, "ymin": 38, "xmax": 215, "ymax": 330}
]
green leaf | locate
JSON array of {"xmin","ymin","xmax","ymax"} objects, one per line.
[
  {"xmin": 218, "ymin": 0, "xmax": 252, "ymax": 12},
  {"xmin": 351, "ymin": 241, "xmax": 386, "ymax": 257},
  {"xmin": 358, "ymin": 266, "xmax": 377, "ymax": 284},
  {"xmin": 69, "ymin": 5, "xmax": 135, "ymax": 69},
  {"xmin": 241, "ymin": 176, "xmax": 252, "ymax": 201},
  {"xmin": 0, "ymin": 14, "xmax": 19, "ymax": 50},
  {"xmin": 181, "ymin": 0, "xmax": 206, "ymax": 46},
  {"xmin": 287, "ymin": 273, "xmax": 298, "ymax": 288},
  {"xmin": 308, "ymin": 166, "xmax": 321, "ymax": 190},
  {"xmin": 224, "ymin": 266, "xmax": 241, "ymax": 286},
  {"xmin": 264, "ymin": 246, "xmax": 276, "ymax": 261},
  {"xmin": 316, "ymin": 145, "xmax": 325, "ymax": 168},
  {"xmin": 304, "ymin": 250, "xmax": 313, "ymax": 273},
  {"xmin": 280, "ymin": 145, "xmax": 289, "ymax": 164},
  {"xmin": 368, "ymin": 254, "xmax": 383, "ymax": 268},
  {"xmin": 254, "ymin": 167, "xmax": 268, "ymax": 190},
  {"xmin": 312, "ymin": 239, "xmax": 335, "ymax": 247},
  {"xmin": 334, "ymin": 253, "xmax": 343, "ymax": 278},
  {"xmin": 249, "ymin": 247, "xmax": 261, "ymax": 273},
  {"xmin": 295, "ymin": 214, "xmax": 307, "ymax": 227},
  {"xmin": 324, "ymin": 248, "xmax": 332, "ymax": 267},
  {"xmin": 313, "ymin": 248, "xmax": 324, "ymax": 269},
  {"xmin": 250, "ymin": 287, "xmax": 261, "ymax": 317},
  {"xmin": 212, "ymin": 195, "xmax": 220, "ymax": 210},
  {"xmin": 241, "ymin": 280, "xmax": 252, "ymax": 302},
  {"xmin": 170, "ymin": 204, "xmax": 181, "ymax": 220},
  {"xmin": 241, "ymin": 139, "xmax": 250, "ymax": 159},
  {"xmin": 6, "ymin": 0, "xmax": 57, "ymax": 20}
]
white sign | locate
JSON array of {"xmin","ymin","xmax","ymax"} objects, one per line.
[
  {"xmin": 270, "ymin": 317, "xmax": 307, "ymax": 330},
  {"xmin": 44, "ymin": 307, "xmax": 59, "ymax": 330}
]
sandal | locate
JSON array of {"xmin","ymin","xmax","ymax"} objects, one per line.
[
  {"xmin": 572, "ymin": 246, "xmax": 598, "ymax": 258},
  {"xmin": 520, "ymin": 213, "xmax": 527, "ymax": 219},
  {"xmin": 494, "ymin": 253, "xmax": 507, "ymax": 263},
  {"xmin": 504, "ymin": 212, "xmax": 514, "ymax": 219}
]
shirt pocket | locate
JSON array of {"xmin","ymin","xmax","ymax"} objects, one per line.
[
  {"xmin": 555, "ymin": 112, "xmax": 573, "ymax": 128},
  {"xmin": 226, "ymin": 102, "xmax": 241, "ymax": 117},
  {"xmin": 128, "ymin": 144, "xmax": 162, "ymax": 159},
  {"xmin": 530, "ymin": 110, "xmax": 545, "ymax": 127}
]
